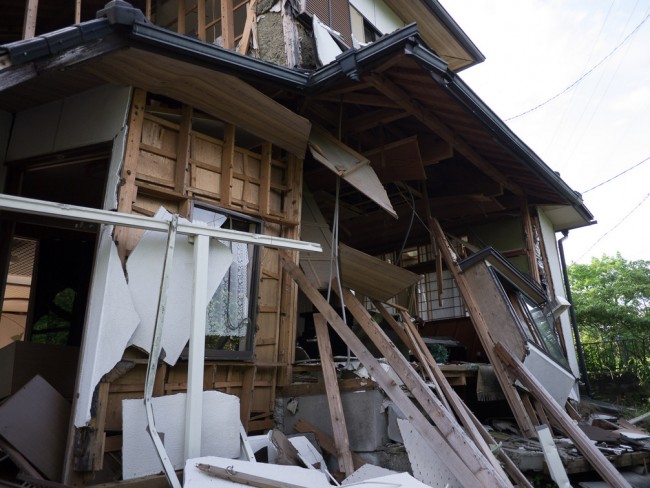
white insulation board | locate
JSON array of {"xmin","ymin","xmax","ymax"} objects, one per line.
[
  {"xmin": 74, "ymin": 225, "xmax": 140, "ymax": 427},
  {"xmin": 397, "ymin": 418, "xmax": 461, "ymax": 488},
  {"xmin": 127, "ymin": 208, "xmax": 232, "ymax": 365},
  {"xmin": 122, "ymin": 391, "xmax": 241, "ymax": 480}
]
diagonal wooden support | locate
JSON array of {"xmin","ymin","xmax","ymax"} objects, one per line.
[
  {"xmin": 278, "ymin": 251, "xmax": 497, "ymax": 487},
  {"xmin": 313, "ymin": 314, "xmax": 355, "ymax": 477},
  {"xmin": 338, "ymin": 288, "xmax": 512, "ymax": 487},
  {"xmin": 495, "ymin": 343, "xmax": 632, "ymax": 488},
  {"xmin": 429, "ymin": 217, "xmax": 536, "ymax": 438}
]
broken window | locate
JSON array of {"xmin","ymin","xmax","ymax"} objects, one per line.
[
  {"xmin": 0, "ymin": 144, "xmax": 109, "ymax": 349},
  {"xmin": 191, "ymin": 203, "xmax": 260, "ymax": 359}
]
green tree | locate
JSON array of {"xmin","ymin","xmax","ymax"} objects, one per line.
[{"xmin": 568, "ymin": 253, "xmax": 650, "ymax": 342}]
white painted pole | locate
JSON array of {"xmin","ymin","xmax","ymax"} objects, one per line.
[{"xmin": 184, "ymin": 234, "xmax": 210, "ymax": 460}]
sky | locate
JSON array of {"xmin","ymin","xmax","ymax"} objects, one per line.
[{"xmin": 441, "ymin": 0, "xmax": 650, "ymax": 264}]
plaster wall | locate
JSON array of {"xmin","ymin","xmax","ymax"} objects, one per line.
[{"xmin": 6, "ymin": 84, "xmax": 131, "ymax": 163}]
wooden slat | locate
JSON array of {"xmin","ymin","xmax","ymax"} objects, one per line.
[
  {"xmin": 293, "ymin": 419, "xmax": 366, "ymax": 470},
  {"xmin": 175, "ymin": 105, "xmax": 192, "ymax": 193},
  {"xmin": 279, "ymin": 252, "xmax": 503, "ymax": 488},
  {"xmin": 238, "ymin": 0, "xmax": 257, "ymax": 55},
  {"xmin": 313, "ymin": 314, "xmax": 355, "ymax": 477},
  {"xmin": 259, "ymin": 142, "xmax": 271, "ymax": 215},
  {"xmin": 115, "ymin": 88, "xmax": 147, "ymax": 260},
  {"xmin": 520, "ymin": 198, "xmax": 540, "ymax": 284},
  {"xmin": 220, "ymin": 124, "xmax": 235, "ymax": 206},
  {"xmin": 22, "ymin": 0, "xmax": 38, "ymax": 39},
  {"xmin": 495, "ymin": 343, "xmax": 632, "ymax": 488},
  {"xmin": 221, "ymin": 0, "xmax": 235, "ymax": 49}
]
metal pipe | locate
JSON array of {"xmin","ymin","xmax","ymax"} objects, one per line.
[
  {"xmin": 144, "ymin": 215, "xmax": 182, "ymax": 488},
  {"xmin": 558, "ymin": 231, "xmax": 592, "ymax": 397},
  {"xmin": 0, "ymin": 193, "xmax": 322, "ymax": 253}
]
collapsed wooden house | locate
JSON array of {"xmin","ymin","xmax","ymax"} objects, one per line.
[{"xmin": 0, "ymin": 1, "xmax": 642, "ymax": 487}]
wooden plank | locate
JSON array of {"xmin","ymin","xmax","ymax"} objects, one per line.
[
  {"xmin": 221, "ymin": 0, "xmax": 235, "ymax": 49},
  {"xmin": 197, "ymin": 0, "xmax": 206, "ymax": 42},
  {"xmin": 339, "ymin": 244, "xmax": 421, "ymax": 302},
  {"xmin": 238, "ymin": 0, "xmax": 257, "ymax": 55},
  {"xmin": 429, "ymin": 217, "xmax": 536, "ymax": 438},
  {"xmin": 75, "ymin": 0, "xmax": 81, "ymax": 24},
  {"xmin": 278, "ymin": 252, "xmax": 503, "ymax": 488},
  {"xmin": 520, "ymin": 198, "xmax": 540, "ymax": 284},
  {"xmin": 240, "ymin": 365, "xmax": 256, "ymax": 431},
  {"xmin": 22, "ymin": 0, "xmax": 38, "ymax": 39},
  {"xmin": 494, "ymin": 342, "xmax": 632, "ymax": 488},
  {"xmin": 175, "ymin": 105, "xmax": 192, "ymax": 193},
  {"xmin": 115, "ymin": 88, "xmax": 147, "ymax": 260},
  {"xmin": 280, "ymin": 377, "xmax": 376, "ymax": 397},
  {"xmin": 339, "ymin": 288, "xmax": 511, "ymax": 487},
  {"xmin": 293, "ymin": 419, "xmax": 366, "ymax": 470},
  {"xmin": 220, "ymin": 124, "xmax": 235, "ymax": 206},
  {"xmin": 259, "ymin": 142, "xmax": 271, "ymax": 215},
  {"xmin": 177, "ymin": 0, "xmax": 186, "ymax": 34},
  {"xmin": 313, "ymin": 314, "xmax": 355, "ymax": 477},
  {"xmin": 88, "ymin": 382, "xmax": 110, "ymax": 471}
]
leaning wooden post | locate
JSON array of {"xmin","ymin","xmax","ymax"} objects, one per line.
[
  {"xmin": 278, "ymin": 251, "xmax": 493, "ymax": 487},
  {"xmin": 313, "ymin": 314, "xmax": 355, "ymax": 477},
  {"xmin": 495, "ymin": 343, "xmax": 632, "ymax": 488},
  {"xmin": 429, "ymin": 217, "xmax": 536, "ymax": 438}
]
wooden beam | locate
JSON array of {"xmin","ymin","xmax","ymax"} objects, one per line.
[
  {"xmin": 278, "ymin": 252, "xmax": 491, "ymax": 487},
  {"xmin": 339, "ymin": 290, "xmax": 511, "ymax": 487},
  {"xmin": 177, "ymin": 0, "xmax": 186, "ymax": 34},
  {"xmin": 366, "ymin": 73, "xmax": 523, "ymax": 196},
  {"xmin": 23, "ymin": 0, "xmax": 38, "ymax": 39},
  {"xmin": 197, "ymin": 0, "xmax": 206, "ymax": 42},
  {"xmin": 293, "ymin": 419, "xmax": 367, "ymax": 470},
  {"xmin": 495, "ymin": 343, "xmax": 632, "ymax": 488},
  {"xmin": 238, "ymin": 0, "xmax": 257, "ymax": 55},
  {"xmin": 240, "ymin": 366, "xmax": 256, "ymax": 431},
  {"xmin": 520, "ymin": 198, "xmax": 540, "ymax": 284},
  {"xmin": 429, "ymin": 217, "xmax": 536, "ymax": 437},
  {"xmin": 220, "ymin": 124, "xmax": 235, "ymax": 206},
  {"xmin": 313, "ymin": 314, "xmax": 355, "ymax": 477},
  {"xmin": 221, "ymin": 0, "xmax": 235, "ymax": 49},
  {"xmin": 115, "ymin": 88, "xmax": 147, "ymax": 260},
  {"xmin": 75, "ymin": 0, "xmax": 81, "ymax": 24},
  {"xmin": 344, "ymin": 108, "xmax": 409, "ymax": 135},
  {"xmin": 259, "ymin": 142, "xmax": 271, "ymax": 215},
  {"xmin": 419, "ymin": 138, "xmax": 453, "ymax": 165},
  {"xmin": 175, "ymin": 105, "xmax": 192, "ymax": 194}
]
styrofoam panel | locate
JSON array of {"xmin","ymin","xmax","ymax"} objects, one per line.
[
  {"xmin": 127, "ymin": 208, "xmax": 232, "ymax": 365},
  {"xmin": 74, "ymin": 225, "xmax": 141, "ymax": 427},
  {"xmin": 122, "ymin": 391, "xmax": 241, "ymax": 479},
  {"xmin": 351, "ymin": 472, "xmax": 434, "ymax": 488},
  {"xmin": 183, "ymin": 456, "xmax": 332, "ymax": 488},
  {"xmin": 343, "ymin": 464, "xmax": 397, "ymax": 484},
  {"xmin": 397, "ymin": 418, "xmax": 462, "ymax": 488}
]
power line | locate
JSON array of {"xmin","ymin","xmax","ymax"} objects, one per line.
[
  {"xmin": 578, "ymin": 191, "xmax": 650, "ymax": 260},
  {"xmin": 505, "ymin": 12, "xmax": 650, "ymax": 122},
  {"xmin": 583, "ymin": 155, "xmax": 650, "ymax": 193}
]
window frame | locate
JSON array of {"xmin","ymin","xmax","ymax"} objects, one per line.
[{"xmin": 189, "ymin": 201, "xmax": 263, "ymax": 360}]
